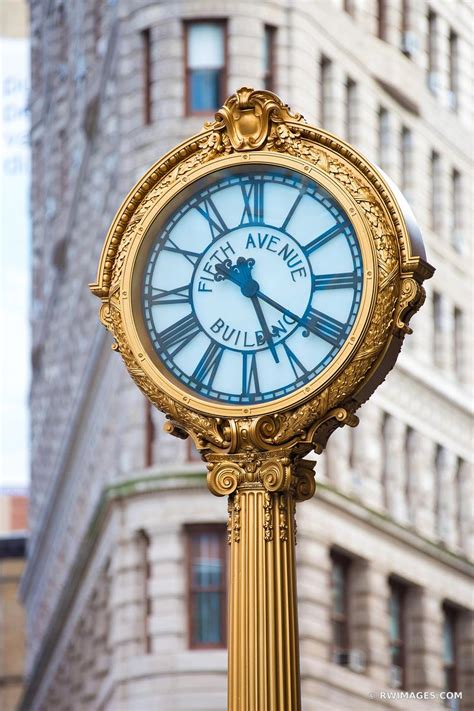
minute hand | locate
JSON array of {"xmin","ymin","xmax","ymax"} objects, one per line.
[{"xmin": 255, "ymin": 289, "xmax": 344, "ymax": 345}]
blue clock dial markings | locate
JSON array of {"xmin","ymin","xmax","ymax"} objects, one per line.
[
  {"xmin": 149, "ymin": 284, "xmax": 190, "ymax": 305},
  {"xmin": 280, "ymin": 183, "xmax": 307, "ymax": 231},
  {"xmin": 196, "ymin": 196, "xmax": 228, "ymax": 241},
  {"xmin": 301, "ymin": 308, "xmax": 346, "ymax": 345},
  {"xmin": 242, "ymin": 352, "xmax": 260, "ymax": 397},
  {"xmin": 142, "ymin": 164, "xmax": 364, "ymax": 404},
  {"xmin": 162, "ymin": 239, "xmax": 201, "ymax": 266},
  {"xmin": 282, "ymin": 342, "xmax": 307, "ymax": 378},
  {"xmin": 159, "ymin": 312, "xmax": 200, "ymax": 356},
  {"xmin": 193, "ymin": 341, "xmax": 225, "ymax": 388},
  {"xmin": 240, "ymin": 179, "xmax": 265, "ymax": 225},
  {"xmin": 312, "ymin": 271, "xmax": 357, "ymax": 290},
  {"xmin": 303, "ymin": 221, "xmax": 348, "ymax": 256}
]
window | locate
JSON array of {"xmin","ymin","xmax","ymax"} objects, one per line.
[
  {"xmin": 344, "ymin": 78, "xmax": 356, "ymax": 144},
  {"xmin": 400, "ymin": 0, "xmax": 409, "ymax": 38},
  {"xmin": 377, "ymin": 107, "xmax": 390, "ymax": 171},
  {"xmin": 405, "ymin": 427, "xmax": 415, "ymax": 524},
  {"xmin": 330, "ymin": 550, "xmax": 350, "ymax": 665},
  {"xmin": 187, "ymin": 525, "xmax": 227, "ymax": 648},
  {"xmin": 142, "ymin": 28, "xmax": 152, "ymax": 125},
  {"xmin": 400, "ymin": 126, "xmax": 412, "ymax": 196},
  {"xmin": 433, "ymin": 291, "xmax": 442, "ymax": 367},
  {"xmin": 434, "ymin": 444, "xmax": 444, "ymax": 537},
  {"xmin": 427, "ymin": 9, "xmax": 439, "ymax": 91},
  {"xmin": 448, "ymin": 31, "xmax": 459, "ymax": 110},
  {"xmin": 451, "ymin": 168, "xmax": 463, "ymax": 252},
  {"xmin": 430, "ymin": 150, "xmax": 441, "ymax": 232},
  {"xmin": 389, "ymin": 579, "xmax": 406, "ymax": 688},
  {"xmin": 144, "ymin": 400, "xmax": 155, "ymax": 466},
  {"xmin": 185, "ymin": 21, "xmax": 226, "ymax": 115},
  {"xmin": 453, "ymin": 307, "xmax": 463, "ymax": 380},
  {"xmin": 263, "ymin": 26, "xmax": 276, "ymax": 91},
  {"xmin": 344, "ymin": 0, "xmax": 354, "ymax": 16},
  {"xmin": 442, "ymin": 604, "xmax": 458, "ymax": 699},
  {"xmin": 377, "ymin": 0, "xmax": 387, "ymax": 41},
  {"xmin": 137, "ymin": 529, "xmax": 152, "ymax": 653},
  {"xmin": 320, "ymin": 55, "xmax": 331, "ymax": 127}
]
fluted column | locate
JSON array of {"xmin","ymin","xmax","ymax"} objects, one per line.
[{"xmin": 206, "ymin": 452, "xmax": 316, "ymax": 711}]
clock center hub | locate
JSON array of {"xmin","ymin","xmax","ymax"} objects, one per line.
[{"xmin": 192, "ymin": 227, "xmax": 312, "ymax": 352}]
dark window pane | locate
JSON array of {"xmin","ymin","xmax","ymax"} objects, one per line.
[
  {"xmin": 187, "ymin": 526, "xmax": 226, "ymax": 648},
  {"xmin": 389, "ymin": 588, "xmax": 402, "ymax": 641},
  {"xmin": 190, "ymin": 69, "xmax": 221, "ymax": 112},
  {"xmin": 192, "ymin": 532, "xmax": 223, "ymax": 587},
  {"xmin": 331, "ymin": 561, "xmax": 346, "ymax": 615},
  {"xmin": 193, "ymin": 591, "xmax": 222, "ymax": 644},
  {"xmin": 333, "ymin": 620, "xmax": 348, "ymax": 649}
]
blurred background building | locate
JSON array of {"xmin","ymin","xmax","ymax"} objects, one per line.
[
  {"xmin": 0, "ymin": 487, "xmax": 28, "ymax": 711},
  {"xmin": 20, "ymin": 0, "xmax": 473, "ymax": 709}
]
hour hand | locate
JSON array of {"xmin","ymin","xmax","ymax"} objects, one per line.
[
  {"xmin": 214, "ymin": 259, "xmax": 279, "ymax": 362},
  {"xmin": 250, "ymin": 295, "xmax": 279, "ymax": 364}
]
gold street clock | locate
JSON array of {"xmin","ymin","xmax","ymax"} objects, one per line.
[{"xmin": 91, "ymin": 88, "xmax": 434, "ymax": 711}]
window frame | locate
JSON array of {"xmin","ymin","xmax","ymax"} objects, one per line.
[
  {"xmin": 377, "ymin": 0, "xmax": 387, "ymax": 41},
  {"xmin": 263, "ymin": 25, "xmax": 277, "ymax": 92},
  {"xmin": 142, "ymin": 27, "xmax": 152, "ymax": 125},
  {"xmin": 185, "ymin": 523, "xmax": 228, "ymax": 649},
  {"xmin": 330, "ymin": 549, "xmax": 351, "ymax": 665},
  {"xmin": 388, "ymin": 577, "xmax": 407, "ymax": 689},
  {"xmin": 442, "ymin": 603, "xmax": 458, "ymax": 695},
  {"xmin": 184, "ymin": 19, "xmax": 228, "ymax": 117}
]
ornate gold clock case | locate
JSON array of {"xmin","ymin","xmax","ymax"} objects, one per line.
[
  {"xmin": 91, "ymin": 87, "xmax": 432, "ymax": 463},
  {"xmin": 91, "ymin": 88, "xmax": 434, "ymax": 711}
]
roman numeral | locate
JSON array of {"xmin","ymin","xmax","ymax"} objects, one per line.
[
  {"xmin": 159, "ymin": 312, "xmax": 200, "ymax": 355},
  {"xmin": 303, "ymin": 222, "xmax": 348, "ymax": 256},
  {"xmin": 240, "ymin": 180, "xmax": 264, "ymax": 225},
  {"xmin": 280, "ymin": 185, "xmax": 306, "ymax": 231},
  {"xmin": 301, "ymin": 308, "xmax": 346, "ymax": 346},
  {"xmin": 242, "ymin": 352, "xmax": 260, "ymax": 397},
  {"xmin": 148, "ymin": 284, "xmax": 190, "ymax": 305},
  {"xmin": 163, "ymin": 238, "xmax": 201, "ymax": 266},
  {"xmin": 312, "ymin": 271, "xmax": 357, "ymax": 291},
  {"xmin": 193, "ymin": 341, "xmax": 225, "ymax": 388},
  {"xmin": 283, "ymin": 343, "xmax": 307, "ymax": 378},
  {"xmin": 196, "ymin": 197, "xmax": 228, "ymax": 241}
]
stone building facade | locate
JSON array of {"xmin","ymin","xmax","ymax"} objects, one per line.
[{"xmin": 22, "ymin": 0, "xmax": 473, "ymax": 709}]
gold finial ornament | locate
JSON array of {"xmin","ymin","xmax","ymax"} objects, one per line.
[{"xmin": 91, "ymin": 88, "xmax": 434, "ymax": 710}]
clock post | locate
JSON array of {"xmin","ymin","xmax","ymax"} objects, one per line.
[{"xmin": 90, "ymin": 88, "xmax": 434, "ymax": 711}]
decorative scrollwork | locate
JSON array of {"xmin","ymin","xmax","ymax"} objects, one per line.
[
  {"xmin": 394, "ymin": 276, "xmax": 425, "ymax": 335},
  {"xmin": 260, "ymin": 458, "xmax": 292, "ymax": 492},
  {"xmin": 207, "ymin": 461, "xmax": 241, "ymax": 497},
  {"xmin": 263, "ymin": 493, "xmax": 273, "ymax": 542},
  {"xmin": 206, "ymin": 86, "xmax": 303, "ymax": 152},
  {"xmin": 279, "ymin": 495, "xmax": 289, "ymax": 541},
  {"xmin": 294, "ymin": 460, "xmax": 317, "ymax": 502}
]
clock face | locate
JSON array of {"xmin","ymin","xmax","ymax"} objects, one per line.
[{"xmin": 140, "ymin": 165, "xmax": 363, "ymax": 405}]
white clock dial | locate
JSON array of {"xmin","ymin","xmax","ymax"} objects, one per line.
[{"xmin": 142, "ymin": 165, "xmax": 363, "ymax": 404}]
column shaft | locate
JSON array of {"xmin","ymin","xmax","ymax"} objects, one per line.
[{"xmin": 228, "ymin": 489, "xmax": 300, "ymax": 711}]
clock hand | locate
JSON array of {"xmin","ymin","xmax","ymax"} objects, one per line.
[
  {"xmin": 253, "ymin": 289, "xmax": 317, "ymax": 338},
  {"xmin": 249, "ymin": 295, "xmax": 279, "ymax": 363},
  {"xmin": 215, "ymin": 258, "xmax": 279, "ymax": 362}
]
